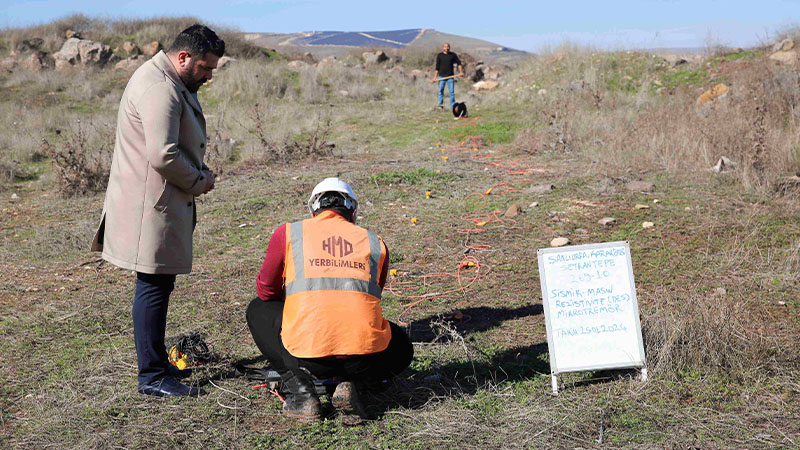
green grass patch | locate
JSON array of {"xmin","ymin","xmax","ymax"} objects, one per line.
[
  {"xmin": 659, "ymin": 67, "xmax": 710, "ymax": 89},
  {"xmin": 442, "ymin": 121, "xmax": 520, "ymax": 145},
  {"xmin": 369, "ymin": 168, "xmax": 457, "ymax": 185}
]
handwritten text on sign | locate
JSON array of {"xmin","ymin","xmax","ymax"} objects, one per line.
[{"xmin": 538, "ymin": 242, "xmax": 645, "ymax": 374}]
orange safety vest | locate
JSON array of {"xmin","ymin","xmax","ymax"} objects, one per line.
[{"xmin": 282, "ymin": 210, "xmax": 392, "ymax": 358}]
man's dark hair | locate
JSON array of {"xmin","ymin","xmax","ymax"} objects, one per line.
[
  {"xmin": 168, "ymin": 24, "xmax": 225, "ymax": 58},
  {"xmin": 313, "ymin": 192, "xmax": 354, "ymax": 222}
]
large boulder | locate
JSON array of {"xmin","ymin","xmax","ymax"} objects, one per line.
[
  {"xmin": 15, "ymin": 37, "xmax": 44, "ymax": 52},
  {"xmin": 287, "ymin": 60, "xmax": 309, "ymax": 70},
  {"xmin": 0, "ymin": 57, "xmax": 18, "ymax": 73},
  {"xmin": 663, "ymin": 54, "xmax": 687, "ymax": 67},
  {"xmin": 141, "ymin": 41, "xmax": 162, "ymax": 57},
  {"xmin": 215, "ymin": 55, "xmax": 234, "ymax": 71},
  {"xmin": 362, "ymin": 50, "xmax": 388, "ymax": 65},
  {"xmin": 53, "ymin": 37, "xmax": 113, "ymax": 70},
  {"xmin": 65, "ymin": 29, "xmax": 81, "ymax": 39},
  {"xmin": 22, "ymin": 51, "xmax": 51, "ymax": 72},
  {"xmin": 114, "ymin": 55, "xmax": 144, "ymax": 72},
  {"xmin": 773, "ymin": 39, "xmax": 795, "ymax": 52},
  {"xmin": 315, "ymin": 55, "xmax": 340, "ymax": 69},
  {"xmin": 121, "ymin": 41, "xmax": 141, "ymax": 56},
  {"xmin": 769, "ymin": 50, "xmax": 798, "ymax": 66}
]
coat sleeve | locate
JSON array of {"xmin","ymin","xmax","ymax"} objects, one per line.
[
  {"xmin": 256, "ymin": 224, "xmax": 287, "ymax": 301},
  {"xmin": 138, "ymin": 82, "xmax": 209, "ymax": 196}
]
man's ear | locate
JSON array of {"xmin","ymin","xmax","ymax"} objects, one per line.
[{"xmin": 176, "ymin": 51, "xmax": 191, "ymax": 68}]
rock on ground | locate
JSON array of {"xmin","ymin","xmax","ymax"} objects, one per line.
[
  {"xmin": 598, "ymin": 217, "xmax": 616, "ymax": 226},
  {"xmin": 141, "ymin": 41, "xmax": 162, "ymax": 57},
  {"xmin": 121, "ymin": 41, "xmax": 141, "ymax": 56},
  {"xmin": 625, "ymin": 181, "xmax": 655, "ymax": 192},
  {"xmin": 504, "ymin": 203, "xmax": 522, "ymax": 218},
  {"xmin": 773, "ymin": 39, "xmax": 795, "ymax": 52},
  {"xmin": 287, "ymin": 60, "xmax": 309, "ymax": 70},
  {"xmin": 769, "ymin": 50, "xmax": 798, "ymax": 66},
  {"xmin": 663, "ymin": 54, "xmax": 687, "ymax": 67},
  {"xmin": 711, "ymin": 156, "xmax": 737, "ymax": 173},
  {"xmin": 550, "ymin": 237, "xmax": 570, "ymax": 247},
  {"xmin": 362, "ymin": 51, "xmax": 388, "ymax": 64},
  {"xmin": 696, "ymin": 83, "xmax": 728, "ymax": 106},
  {"xmin": 473, "ymin": 80, "xmax": 499, "ymax": 92},
  {"xmin": 526, "ymin": 184, "xmax": 555, "ymax": 194},
  {"xmin": 114, "ymin": 55, "xmax": 144, "ymax": 72},
  {"xmin": 54, "ymin": 37, "xmax": 113, "ymax": 70}
]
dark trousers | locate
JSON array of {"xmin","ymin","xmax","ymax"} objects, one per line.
[
  {"xmin": 133, "ymin": 272, "xmax": 176, "ymax": 385},
  {"xmin": 246, "ymin": 298, "xmax": 413, "ymax": 383}
]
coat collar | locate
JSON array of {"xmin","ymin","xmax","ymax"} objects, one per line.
[{"xmin": 151, "ymin": 50, "xmax": 203, "ymax": 114}]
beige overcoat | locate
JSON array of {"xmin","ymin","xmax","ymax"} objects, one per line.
[{"xmin": 91, "ymin": 50, "xmax": 213, "ymax": 274}]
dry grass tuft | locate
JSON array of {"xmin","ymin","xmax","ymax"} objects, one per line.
[{"xmin": 39, "ymin": 121, "xmax": 113, "ymax": 197}]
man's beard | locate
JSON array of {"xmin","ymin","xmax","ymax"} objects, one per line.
[{"xmin": 180, "ymin": 61, "xmax": 204, "ymax": 93}]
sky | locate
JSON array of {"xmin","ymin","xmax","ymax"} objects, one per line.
[{"xmin": 2, "ymin": 0, "xmax": 799, "ymax": 51}]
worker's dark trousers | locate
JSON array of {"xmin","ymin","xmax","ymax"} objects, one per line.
[
  {"xmin": 246, "ymin": 298, "xmax": 414, "ymax": 384},
  {"xmin": 132, "ymin": 272, "xmax": 176, "ymax": 386}
]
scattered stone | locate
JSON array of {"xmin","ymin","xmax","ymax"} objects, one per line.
[
  {"xmin": 362, "ymin": 50, "xmax": 388, "ymax": 64},
  {"xmin": 65, "ymin": 29, "xmax": 81, "ymax": 39},
  {"xmin": 316, "ymin": 55, "xmax": 340, "ymax": 69},
  {"xmin": 769, "ymin": 50, "xmax": 798, "ymax": 65},
  {"xmin": 216, "ymin": 56, "xmax": 234, "ymax": 71},
  {"xmin": 773, "ymin": 39, "xmax": 795, "ymax": 52},
  {"xmin": 287, "ymin": 60, "xmax": 309, "ymax": 70},
  {"xmin": 141, "ymin": 41, "xmax": 162, "ymax": 57},
  {"xmin": 550, "ymin": 237, "xmax": 570, "ymax": 247},
  {"xmin": 11, "ymin": 193, "xmax": 20, "ymax": 200},
  {"xmin": 642, "ymin": 221, "xmax": 654, "ymax": 228},
  {"xmin": 696, "ymin": 83, "xmax": 729, "ymax": 106},
  {"xmin": 0, "ymin": 57, "xmax": 18, "ymax": 73},
  {"xmin": 528, "ymin": 201, "xmax": 539, "ymax": 208},
  {"xmin": 537, "ymin": 88, "xmax": 547, "ymax": 96},
  {"xmin": 574, "ymin": 228, "xmax": 588, "ymax": 234},
  {"xmin": 710, "ymin": 156, "xmax": 737, "ymax": 173},
  {"xmin": 121, "ymin": 41, "xmax": 140, "ymax": 56},
  {"xmin": 685, "ymin": 206, "xmax": 692, "ymax": 211},
  {"xmin": 114, "ymin": 55, "xmax": 144, "ymax": 72},
  {"xmin": 598, "ymin": 217, "xmax": 616, "ymax": 226},
  {"xmin": 634, "ymin": 204, "xmax": 650, "ymax": 210},
  {"xmin": 301, "ymin": 52, "xmax": 314, "ymax": 63},
  {"xmin": 473, "ymin": 80, "xmax": 499, "ymax": 91},
  {"xmin": 713, "ymin": 287, "xmax": 727, "ymax": 296},
  {"xmin": 24, "ymin": 287, "xmax": 41, "ymax": 292},
  {"xmin": 338, "ymin": 90, "xmax": 349, "ymax": 96},
  {"xmin": 504, "ymin": 203, "xmax": 522, "ymax": 218},
  {"xmin": 653, "ymin": 199, "xmax": 660, "ymax": 204},
  {"xmin": 526, "ymin": 184, "xmax": 555, "ymax": 195},
  {"xmin": 663, "ymin": 54, "xmax": 687, "ymax": 67},
  {"xmin": 625, "ymin": 180, "xmax": 655, "ymax": 192}
]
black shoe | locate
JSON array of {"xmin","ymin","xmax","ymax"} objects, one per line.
[
  {"xmin": 138, "ymin": 376, "xmax": 205, "ymax": 397},
  {"xmin": 166, "ymin": 364, "xmax": 193, "ymax": 379},
  {"xmin": 332, "ymin": 381, "xmax": 373, "ymax": 421},
  {"xmin": 280, "ymin": 370, "xmax": 323, "ymax": 422}
]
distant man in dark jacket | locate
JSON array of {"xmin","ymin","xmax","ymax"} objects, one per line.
[{"xmin": 433, "ymin": 42, "xmax": 464, "ymax": 109}]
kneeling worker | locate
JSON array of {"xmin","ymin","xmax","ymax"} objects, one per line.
[{"xmin": 246, "ymin": 178, "xmax": 413, "ymax": 421}]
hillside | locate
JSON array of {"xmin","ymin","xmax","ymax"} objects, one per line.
[
  {"xmin": 245, "ymin": 28, "xmax": 528, "ymax": 65},
  {"xmin": 2, "ymin": 15, "xmax": 800, "ymax": 449}
]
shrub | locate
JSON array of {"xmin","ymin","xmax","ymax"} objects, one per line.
[{"xmin": 40, "ymin": 121, "xmax": 113, "ymax": 197}]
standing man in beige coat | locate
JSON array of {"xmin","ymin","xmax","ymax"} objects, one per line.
[{"xmin": 92, "ymin": 24, "xmax": 224, "ymax": 397}]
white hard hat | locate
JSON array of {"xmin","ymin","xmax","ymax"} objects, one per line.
[{"xmin": 307, "ymin": 177, "xmax": 358, "ymax": 221}]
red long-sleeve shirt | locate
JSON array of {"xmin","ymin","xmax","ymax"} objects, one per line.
[{"xmin": 256, "ymin": 218, "xmax": 389, "ymax": 301}]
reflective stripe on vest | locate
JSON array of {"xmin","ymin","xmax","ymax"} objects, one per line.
[{"xmin": 286, "ymin": 220, "xmax": 383, "ymax": 298}]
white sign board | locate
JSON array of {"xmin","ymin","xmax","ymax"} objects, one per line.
[{"xmin": 537, "ymin": 241, "xmax": 646, "ymax": 392}]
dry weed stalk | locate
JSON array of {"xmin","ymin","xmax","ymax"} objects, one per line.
[{"xmin": 247, "ymin": 102, "xmax": 335, "ymax": 163}]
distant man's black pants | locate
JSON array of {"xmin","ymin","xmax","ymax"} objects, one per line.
[{"xmin": 246, "ymin": 298, "xmax": 413, "ymax": 382}]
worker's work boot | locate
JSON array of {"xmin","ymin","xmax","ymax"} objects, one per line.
[
  {"xmin": 280, "ymin": 370, "xmax": 323, "ymax": 422},
  {"xmin": 332, "ymin": 381, "xmax": 373, "ymax": 422}
]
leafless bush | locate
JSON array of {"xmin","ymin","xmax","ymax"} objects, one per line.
[
  {"xmin": 246, "ymin": 103, "xmax": 334, "ymax": 163},
  {"xmin": 299, "ymin": 66, "xmax": 327, "ymax": 103},
  {"xmin": 40, "ymin": 121, "xmax": 113, "ymax": 196},
  {"xmin": 641, "ymin": 289, "xmax": 780, "ymax": 379}
]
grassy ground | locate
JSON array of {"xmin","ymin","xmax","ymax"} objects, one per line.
[{"xmin": 2, "ymin": 21, "xmax": 800, "ymax": 449}]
